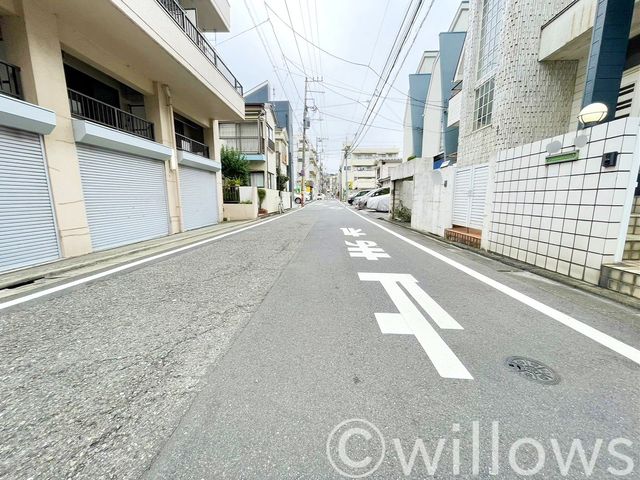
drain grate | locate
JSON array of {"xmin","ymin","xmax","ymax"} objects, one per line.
[{"xmin": 505, "ymin": 356, "xmax": 560, "ymax": 385}]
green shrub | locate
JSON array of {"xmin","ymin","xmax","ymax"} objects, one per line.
[
  {"xmin": 395, "ymin": 201, "xmax": 412, "ymax": 223},
  {"xmin": 221, "ymin": 146, "xmax": 249, "ymax": 186},
  {"xmin": 257, "ymin": 188, "xmax": 266, "ymax": 209}
]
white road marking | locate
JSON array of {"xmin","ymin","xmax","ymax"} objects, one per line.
[
  {"xmin": 341, "ymin": 227, "xmax": 366, "ymax": 237},
  {"xmin": 360, "ymin": 272, "xmax": 473, "ymax": 380},
  {"xmin": 0, "ymin": 210, "xmax": 301, "ymax": 312},
  {"xmin": 346, "ymin": 240, "xmax": 390, "ymax": 261},
  {"xmin": 346, "ymin": 207, "xmax": 640, "ymax": 366},
  {"xmin": 375, "ymin": 313, "xmax": 412, "ymax": 335}
]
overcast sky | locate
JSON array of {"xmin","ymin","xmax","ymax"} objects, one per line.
[{"xmin": 210, "ymin": 0, "xmax": 460, "ymax": 173}]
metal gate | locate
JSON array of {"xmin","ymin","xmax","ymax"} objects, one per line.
[
  {"xmin": 179, "ymin": 166, "xmax": 218, "ymax": 230},
  {"xmin": 77, "ymin": 144, "xmax": 169, "ymax": 250},
  {"xmin": 452, "ymin": 164, "xmax": 490, "ymax": 229},
  {"xmin": 0, "ymin": 125, "xmax": 60, "ymax": 272}
]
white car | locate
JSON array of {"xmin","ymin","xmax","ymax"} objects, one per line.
[
  {"xmin": 357, "ymin": 187, "xmax": 390, "ymax": 209},
  {"xmin": 367, "ymin": 193, "xmax": 390, "ymax": 212},
  {"xmin": 316, "ymin": 193, "xmax": 325, "ymax": 200}
]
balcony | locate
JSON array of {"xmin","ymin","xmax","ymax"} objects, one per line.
[
  {"xmin": 176, "ymin": 133, "xmax": 210, "ymax": 157},
  {"xmin": 157, "ymin": 0, "xmax": 243, "ymax": 95},
  {"xmin": 0, "ymin": 60, "xmax": 23, "ymax": 100},
  {"xmin": 68, "ymin": 89, "xmax": 155, "ymax": 141}
]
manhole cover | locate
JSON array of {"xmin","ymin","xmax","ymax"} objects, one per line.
[{"xmin": 505, "ymin": 356, "xmax": 560, "ymax": 385}]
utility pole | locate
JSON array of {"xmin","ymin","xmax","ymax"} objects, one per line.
[
  {"xmin": 300, "ymin": 78, "xmax": 309, "ymax": 207},
  {"xmin": 299, "ymin": 77, "xmax": 322, "ymax": 206},
  {"xmin": 316, "ymin": 136, "xmax": 328, "ymax": 194},
  {"xmin": 342, "ymin": 143, "xmax": 351, "ymax": 201}
]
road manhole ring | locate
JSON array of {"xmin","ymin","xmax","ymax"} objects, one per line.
[{"xmin": 505, "ymin": 356, "xmax": 560, "ymax": 385}]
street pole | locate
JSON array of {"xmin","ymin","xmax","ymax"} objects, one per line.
[{"xmin": 300, "ymin": 78, "xmax": 308, "ymax": 207}]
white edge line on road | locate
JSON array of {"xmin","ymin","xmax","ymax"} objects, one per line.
[
  {"xmin": 0, "ymin": 210, "xmax": 301, "ymax": 312},
  {"xmin": 345, "ymin": 207, "xmax": 640, "ymax": 366}
]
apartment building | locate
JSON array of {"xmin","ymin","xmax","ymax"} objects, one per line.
[
  {"xmin": 296, "ymin": 135, "xmax": 318, "ymax": 197},
  {"xmin": 345, "ymin": 148, "xmax": 401, "ymax": 192},
  {"xmin": 219, "ymin": 99, "xmax": 288, "ymax": 212},
  {"xmin": 243, "ymin": 81, "xmax": 295, "ymax": 203},
  {"xmin": 0, "ymin": 0, "xmax": 244, "ymax": 274},
  {"xmin": 398, "ymin": 0, "xmax": 640, "ymax": 296}
]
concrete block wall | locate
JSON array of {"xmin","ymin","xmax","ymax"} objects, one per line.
[
  {"xmin": 411, "ymin": 158, "xmax": 455, "ymax": 236},
  {"xmin": 487, "ymin": 117, "xmax": 640, "ymax": 285}
]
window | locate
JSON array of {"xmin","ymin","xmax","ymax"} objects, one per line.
[
  {"xmin": 477, "ymin": 0, "xmax": 503, "ymax": 81},
  {"xmin": 268, "ymin": 173, "xmax": 275, "ymax": 189},
  {"xmin": 219, "ymin": 122, "xmax": 262, "ymax": 154},
  {"xmin": 250, "ymin": 172, "xmax": 264, "ymax": 188},
  {"xmin": 474, "ymin": 78, "xmax": 495, "ymax": 130}
]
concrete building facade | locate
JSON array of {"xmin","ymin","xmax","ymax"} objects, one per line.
[
  {"xmin": 0, "ymin": 0, "xmax": 243, "ymax": 274},
  {"xmin": 393, "ymin": 0, "xmax": 640, "ymax": 297}
]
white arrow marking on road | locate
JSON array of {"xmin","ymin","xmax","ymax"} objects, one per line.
[
  {"xmin": 359, "ymin": 272, "xmax": 472, "ymax": 380},
  {"xmin": 341, "ymin": 228, "xmax": 366, "ymax": 237},
  {"xmin": 346, "ymin": 207, "xmax": 640, "ymax": 367},
  {"xmin": 346, "ymin": 241, "xmax": 390, "ymax": 261}
]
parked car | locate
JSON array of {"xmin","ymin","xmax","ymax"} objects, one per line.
[
  {"xmin": 356, "ymin": 187, "xmax": 390, "ymax": 209},
  {"xmin": 316, "ymin": 193, "xmax": 325, "ymax": 200},
  {"xmin": 367, "ymin": 193, "xmax": 390, "ymax": 212},
  {"xmin": 294, "ymin": 192, "xmax": 312, "ymax": 204},
  {"xmin": 348, "ymin": 190, "xmax": 370, "ymax": 205}
]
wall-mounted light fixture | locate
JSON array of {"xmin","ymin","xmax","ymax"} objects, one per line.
[{"xmin": 578, "ymin": 103, "xmax": 608, "ymax": 127}]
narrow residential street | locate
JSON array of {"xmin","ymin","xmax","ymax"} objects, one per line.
[{"xmin": 2, "ymin": 200, "xmax": 639, "ymax": 478}]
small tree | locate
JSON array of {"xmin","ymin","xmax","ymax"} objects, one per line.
[
  {"xmin": 257, "ymin": 188, "xmax": 266, "ymax": 209},
  {"xmin": 221, "ymin": 146, "xmax": 249, "ymax": 186},
  {"xmin": 276, "ymin": 166, "xmax": 289, "ymax": 192}
]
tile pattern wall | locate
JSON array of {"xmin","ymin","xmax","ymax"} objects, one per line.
[
  {"xmin": 457, "ymin": 0, "xmax": 578, "ymax": 168},
  {"xmin": 487, "ymin": 118, "xmax": 639, "ymax": 285}
]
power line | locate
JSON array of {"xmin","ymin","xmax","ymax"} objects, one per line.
[
  {"xmin": 351, "ymin": 0, "xmax": 424, "ymax": 148},
  {"xmin": 215, "ymin": 19, "xmax": 269, "ymax": 46}
]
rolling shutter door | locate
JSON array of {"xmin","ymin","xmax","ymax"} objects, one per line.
[
  {"xmin": 77, "ymin": 144, "xmax": 169, "ymax": 251},
  {"xmin": 452, "ymin": 167, "xmax": 472, "ymax": 226},
  {"xmin": 179, "ymin": 166, "xmax": 218, "ymax": 230},
  {"xmin": 0, "ymin": 126, "xmax": 60, "ymax": 272},
  {"xmin": 469, "ymin": 164, "xmax": 489, "ymax": 229}
]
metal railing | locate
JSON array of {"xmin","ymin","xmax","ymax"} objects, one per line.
[
  {"xmin": 156, "ymin": 0, "xmax": 243, "ymax": 95},
  {"xmin": 0, "ymin": 60, "xmax": 22, "ymax": 99},
  {"xmin": 175, "ymin": 133, "xmax": 210, "ymax": 157},
  {"xmin": 223, "ymin": 185, "xmax": 240, "ymax": 203},
  {"xmin": 220, "ymin": 137, "xmax": 264, "ymax": 154},
  {"xmin": 450, "ymin": 80, "xmax": 463, "ymax": 98},
  {"xmin": 68, "ymin": 89, "xmax": 155, "ymax": 140}
]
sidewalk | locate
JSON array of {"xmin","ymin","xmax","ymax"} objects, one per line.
[{"xmin": 0, "ymin": 218, "xmax": 265, "ymax": 303}]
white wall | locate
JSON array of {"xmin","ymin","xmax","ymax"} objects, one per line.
[
  {"xmin": 410, "ymin": 158, "xmax": 455, "ymax": 236},
  {"xmin": 487, "ymin": 118, "xmax": 640, "ymax": 285}
]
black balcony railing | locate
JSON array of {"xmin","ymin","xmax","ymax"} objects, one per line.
[
  {"xmin": 157, "ymin": 0, "xmax": 243, "ymax": 95},
  {"xmin": 0, "ymin": 60, "xmax": 23, "ymax": 99},
  {"xmin": 68, "ymin": 89, "xmax": 155, "ymax": 140},
  {"xmin": 176, "ymin": 133, "xmax": 210, "ymax": 157},
  {"xmin": 223, "ymin": 185, "xmax": 240, "ymax": 203}
]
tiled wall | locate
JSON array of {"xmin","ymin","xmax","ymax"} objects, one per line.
[
  {"xmin": 457, "ymin": 0, "xmax": 578, "ymax": 168},
  {"xmin": 487, "ymin": 118, "xmax": 640, "ymax": 285}
]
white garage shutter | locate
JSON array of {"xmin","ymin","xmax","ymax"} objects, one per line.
[
  {"xmin": 77, "ymin": 144, "xmax": 169, "ymax": 251},
  {"xmin": 179, "ymin": 166, "xmax": 218, "ymax": 230},
  {"xmin": 452, "ymin": 167, "xmax": 472, "ymax": 226},
  {"xmin": 469, "ymin": 164, "xmax": 489, "ymax": 229},
  {"xmin": 0, "ymin": 125, "xmax": 60, "ymax": 273}
]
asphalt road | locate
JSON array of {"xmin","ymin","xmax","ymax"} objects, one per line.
[{"xmin": 2, "ymin": 200, "xmax": 640, "ymax": 479}]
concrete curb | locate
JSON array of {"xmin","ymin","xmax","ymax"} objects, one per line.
[{"xmin": 379, "ymin": 216, "xmax": 640, "ymax": 312}]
